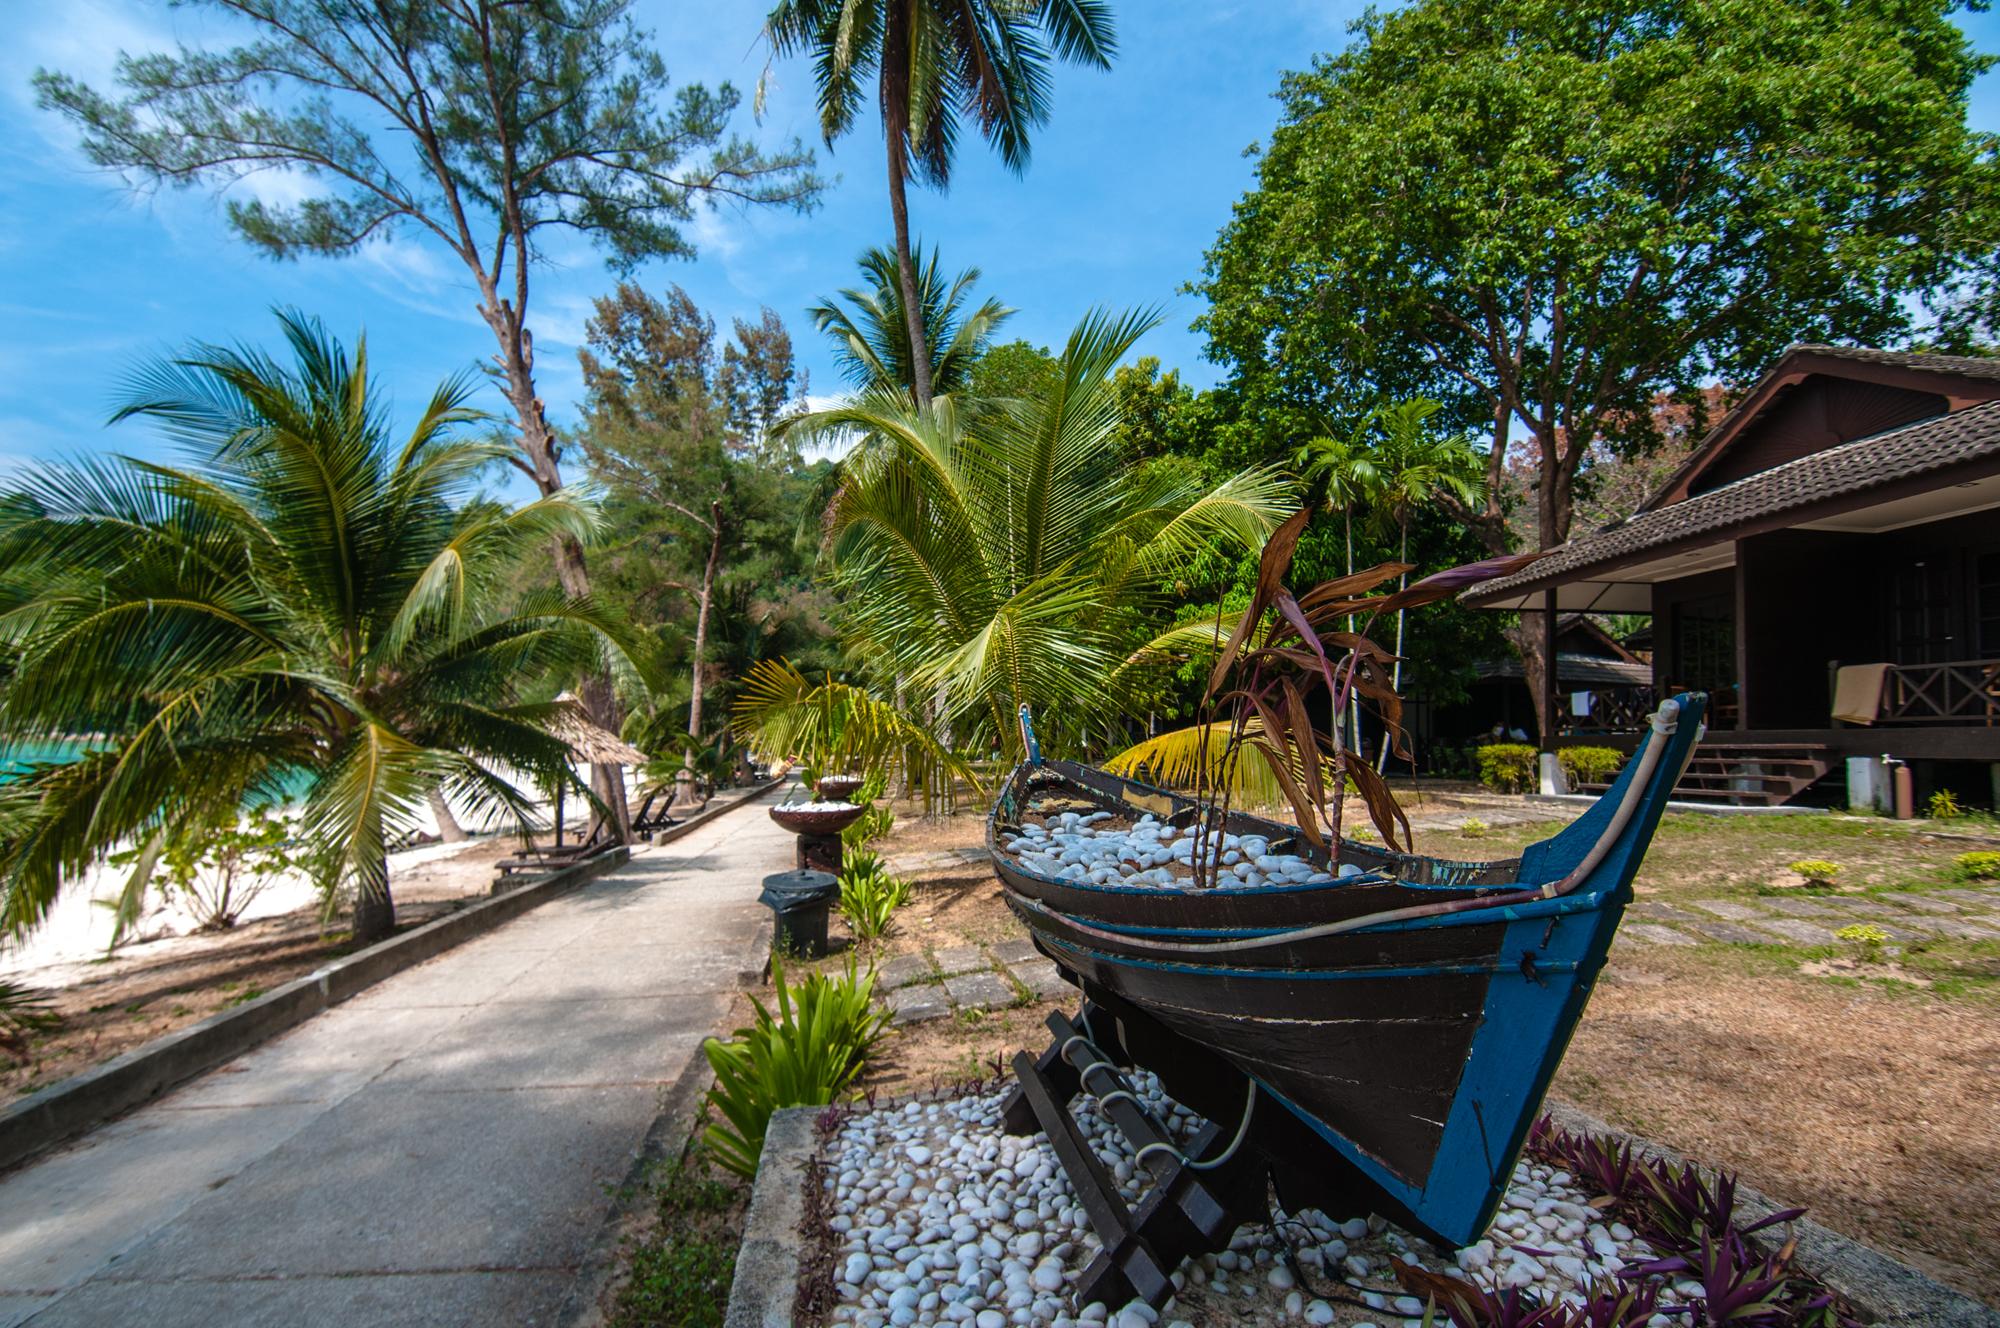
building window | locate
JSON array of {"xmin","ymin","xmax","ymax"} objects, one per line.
[
  {"xmin": 1673, "ymin": 595, "xmax": 1735, "ymax": 692},
  {"xmin": 1887, "ymin": 558, "xmax": 1960, "ymax": 664},
  {"xmin": 1977, "ymin": 551, "xmax": 2000, "ymax": 658}
]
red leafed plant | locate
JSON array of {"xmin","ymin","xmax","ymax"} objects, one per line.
[{"xmin": 1185, "ymin": 507, "xmax": 1537, "ymax": 882}]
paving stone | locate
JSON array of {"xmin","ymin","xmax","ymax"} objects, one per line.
[
  {"xmin": 1007, "ymin": 958, "xmax": 1070, "ymax": 1000},
  {"xmin": 1686, "ymin": 919, "xmax": 1782, "ymax": 945},
  {"xmin": 931, "ymin": 944, "xmax": 987, "ymax": 976},
  {"xmin": 1690, "ymin": 899, "xmax": 1766, "ymax": 922},
  {"xmin": 1923, "ymin": 916, "xmax": 2000, "ymax": 940},
  {"xmin": 1620, "ymin": 923, "xmax": 1697, "ymax": 947},
  {"xmin": 1629, "ymin": 901, "xmax": 1709, "ymax": 925},
  {"xmin": 878, "ymin": 951, "xmax": 937, "ymax": 989},
  {"xmin": 943, "ymin": 970, "xmax": 1016, "ymax": 1011},
  {"xmin": 886, "ymin": 985, "xmax": 950, "ymax": 1025},
  {"xmin": 989, "ymin": 937, "xmax": 1040, "ymax": 966},
  {"xmin": 1877, "ymin": 892, "xmax": 1965, "ymax": 915},
  {"xmin": 1758, "ymin": 895, "xmax": 1848, "ymax": 918},
  {"xmin": 1931, "ymin": 887, "xmax": 2000, "ymax": 902},
  {"xmin": 1755, "ymin": 918, "xmax": 1843, "ymax": 946}
]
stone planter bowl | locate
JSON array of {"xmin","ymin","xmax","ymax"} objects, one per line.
[
  {"xmin": 814, "ymin": 774, "xmax": 866, "ymax": 803},
  {"xmin": 769, "ymin": 802, "xmax": 867, "ymax": 837}
]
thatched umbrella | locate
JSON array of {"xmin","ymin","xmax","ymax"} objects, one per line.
[{"xmin": 547, "ymin": 696, "xmax": 650, "ymax": 843}]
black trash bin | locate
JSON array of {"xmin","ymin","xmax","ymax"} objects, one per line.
[{"xmin": 758, "ymin": 869, "xmax": 841, "ymax": 958}]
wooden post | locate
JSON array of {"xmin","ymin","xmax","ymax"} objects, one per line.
[
  {"xmin": 553, "ymin": 779, "xmax": 566, "ymax": 848},
  {"xmin": 1541, "ymin": 589, "xmax": 1560, "ymax": 750}
]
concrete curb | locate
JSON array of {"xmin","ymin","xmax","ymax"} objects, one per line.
[
  {"xmin": 720, "ymin": 1094, "xmax": 1996, "ymax": 1328},
  {"xmin": 645, "ymin": 776, "xmax": 787, "ymax": 850},
  {"xmin": 725, "ymin": 1106, "xmax": 819, "ymax": 1328},
  {"xmin": 1543, "ymin": 1101, "xmax": 1999, "ymax": 1328}
]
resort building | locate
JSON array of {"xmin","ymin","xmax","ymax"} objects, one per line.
[{"xmin": 1465, "ymin": 345, "xmax": 2000, "ymax": 810}]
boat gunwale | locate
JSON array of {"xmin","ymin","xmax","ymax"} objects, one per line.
[{"xmin": 984, "ymin": 758, "xmax": 1556, "ymax": 913}]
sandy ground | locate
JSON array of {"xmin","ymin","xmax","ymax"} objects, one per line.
[
  {"xmin": 825, "ymin": 799, "xmax": 2000, "ymax": 1309},
  {"xmin": 2, "ymin": 835, "xmax": 519, "ymax": 1100}
]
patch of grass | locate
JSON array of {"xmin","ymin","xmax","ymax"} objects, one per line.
[
  {"xmin": 226, "ymin": 986, "xmax": 266, "ymax": 1007},
  {"xmin": 609, "ymin": 1149, "xmax": 747, "ymax": 1328}
]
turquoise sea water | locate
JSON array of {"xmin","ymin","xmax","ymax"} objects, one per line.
[{"xmin": 0, "ymin": 740, "xmax": 315, "ymax": 803}]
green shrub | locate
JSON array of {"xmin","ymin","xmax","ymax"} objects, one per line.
[
  {"xmin": 702, "ymin": 958, "xmax": 889, "ymax": 1177},
  {"xmin": 1559, "ymin": 746, "xmax": 1624, "ymax": 786},
  {"xmin": 1836, "ymin": 922, "xmax": 1890, "ymax": 963},
  {"xmin": 1788, "ymin": 859, "xmax": 1840, "ymax": 887},
  {"xmin": 1956, "ymin": 850, "xmax": 2000, "ymax": 882},
  {"xmin": 1475, "ymin": 743, "xmax": 1537, "ymax": 793},
  {"xmin": 837, "ymin": 860, "xmax": 913, "ymax": 942},
  {"xmin": 1460, "ymin": 817, "xmax": 1490, "ymax": 839},
  {"xmin": 1928, "ymin": 789, "xmax": 1964, "ymax": 821}
]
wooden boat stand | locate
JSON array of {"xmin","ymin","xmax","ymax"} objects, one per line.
[{"xmin": 1001, "ymin": 1001, "xmax": 1273, "ymax": 1310}]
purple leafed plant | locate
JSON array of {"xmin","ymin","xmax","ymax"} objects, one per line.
[{"xmin": 1516, "ymin": 1116, "xmax": 1861, "ymax": 1328}]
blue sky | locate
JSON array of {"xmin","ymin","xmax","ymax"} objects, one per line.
[{"xmin": 4, "ymin": 1, "xmax": 2000, "ymax": 487}]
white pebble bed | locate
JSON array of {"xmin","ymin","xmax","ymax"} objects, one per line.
[
  {"xmin": 785, "ymin": 800, "xmax": 865, "ymax": 812},
  {"xmin": 818, "ymin": 1076, "xmax": 1699, "ymax": 1328},
  {"xmin": 999, "ymin": 810, "xmax": 1371, "ymax": 892}
]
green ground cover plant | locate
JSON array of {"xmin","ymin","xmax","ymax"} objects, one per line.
[
  {"xmin": 837, "ymin": 858, "xmax": 914, "ymax": 943},
  {"xmin": 702, "ymin": 958, "xmax": 889, "ymax": 1177},
  {"xmin": 1956, "ymin": 851, "xmax": 2000, "ymax": 882},
  {"xmin": 609, "ymin": 1145, "xmax": 747, "ymax": 1328}
]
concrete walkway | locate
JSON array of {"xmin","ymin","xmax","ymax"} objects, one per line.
[{"xmin": 0, "ymin": 804, "xmax": 793, "ymax": 1327}]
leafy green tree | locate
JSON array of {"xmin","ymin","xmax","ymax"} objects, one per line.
[
  {"xmin": 970, "ymin": 340, "xmax": 1060, "ymax": 404},
  {"xmin": 577, "ymin": 284, "xmax": 825, "ymax": 774},
  {"xmin": 766, "ymin": 0, "xmax": 1115, "ymax": 406},
  {"xmin": 1196, "ymin": 0, "xmax": 2000, "ymax": 737},
  {"xmin": 810, "ymin": 246, "xmax": 1013, "ymax": 399},
  {"xmin": 1201, "ymin": 0, "xmax": 1999, "ymax": 547},
  {"xmin": 0, "ymin": 313, "xmax": 659, "ymax": 944},
  {"xmin": 1361, "ymin": 401, "xmax": 1484, "ymax": 765},
  {"xmin": 36, "ymin": 0, "xmax": 823, "ymax": 827},
  {"xmin": 783, "ymin": 309, "xmax": 1293, "ymax": 755}
]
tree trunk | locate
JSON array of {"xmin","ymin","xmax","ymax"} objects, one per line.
[
  {"xmin": 1379, "ymin": 521, "xmax": 1410, "ymax": 772},
  {"xmin": 351, "ymin": 851, "xmax": 394, "ymax": 944},
  {"xmin": 679, "ymin": 504, "xmax": 724, "ymax": 809},
  {"xmin": 885, "ymin": 132, "xmax": 934, "ymax": 407},
  {"xmin": 478, "ymin": 294, "xmax": 631, "ymax": 841},
  {"xmin": 427, "ymin": 789, "xmax": 467, "ymax": 843}
]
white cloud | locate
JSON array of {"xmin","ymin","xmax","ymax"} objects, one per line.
[{"xmin": 795, "ymin": 391, "xmax": 859, "ymax": 462}]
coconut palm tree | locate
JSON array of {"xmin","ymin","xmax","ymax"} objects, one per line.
[
  {"xmin": 782, "ymin": 308, "xmax": 1291, "ymax": 755},
  {"xmin": 1294, "ymin": 421, "xmax": 1384, "ymax": 753},
  {"xmin": 1364, "ymin": 399, "xmax": 1485, "ymax": 764},
  {"xmin": 808, "ymin": 245, "xmax": 1013, "ymax": 400},
  {"xmin": 0, "ymin": 312, "xmax": 660, "ymax": 945},
  {"xmin": 765, "ymin": 0, "xmax": 1115, "ymax": 407}
]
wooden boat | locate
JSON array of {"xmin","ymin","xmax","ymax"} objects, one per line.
[{"xmin": 988, "ymin": 693, "xmax": 1707, "ymax": 1254}]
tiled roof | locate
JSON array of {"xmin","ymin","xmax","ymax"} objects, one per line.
[
  {"xmin": 1786, "ymin": 344, "xmax": 2000, "ymax": 383},
  {"xmin": 1476, "ymin": 652, "xmax": 1651, "ymax": 688},
  {"xmin": 1465, "ymin": 399, "xmax": 2000, "ymax": 605}
]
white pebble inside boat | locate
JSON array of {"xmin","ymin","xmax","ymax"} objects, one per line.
[{"xmin": 998, "ymin": 811, "xmax": 1373, "ymax": 892}]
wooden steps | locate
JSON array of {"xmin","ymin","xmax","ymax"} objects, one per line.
[{"xmin": 1579, "ymin": 742, "xmax": 1832, "ymax": 807}]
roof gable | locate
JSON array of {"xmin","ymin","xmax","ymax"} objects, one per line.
[{"xmin": 1642, "ymin": 345, "xmax": 2000, "ymax": 512}]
